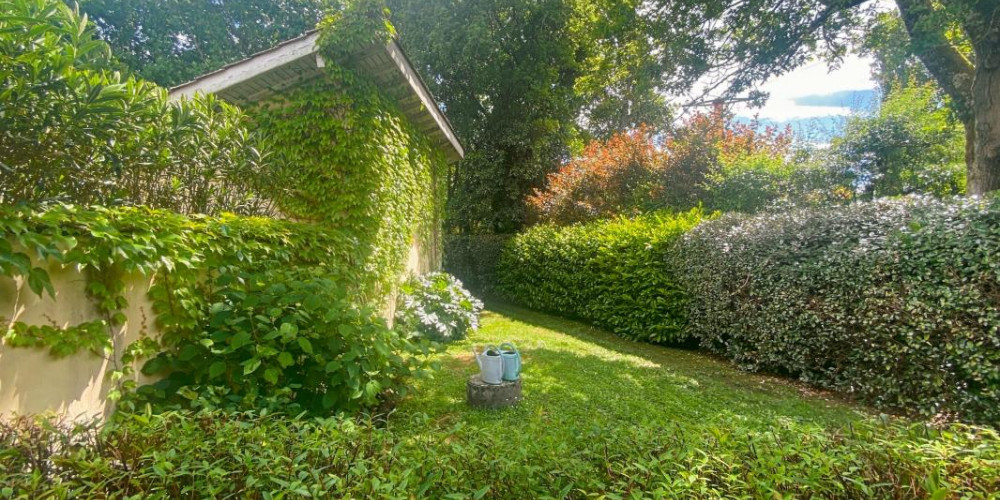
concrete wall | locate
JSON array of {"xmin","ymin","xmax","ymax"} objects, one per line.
[{"xmin": 0, "ymin": 260, "xmax": 159, "ymax": 421}]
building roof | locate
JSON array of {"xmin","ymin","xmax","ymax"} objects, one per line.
[{"xmin": 168, "ymin": 31, "xmax": 464, "ymax": 163}]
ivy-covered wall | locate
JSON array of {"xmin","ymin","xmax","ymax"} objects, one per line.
[
  {"xmin": 252, "ymin": 66, "xmax": 448, "ymax": 300},
  {"xmin": 0, "ymin": 1, "xmax": 452, "ymax": 418},
  {"xmin": 252, "ymin": 0, "xmax": 450, "ymax": 303}
]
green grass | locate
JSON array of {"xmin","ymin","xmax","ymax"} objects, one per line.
[
  {"xmin": 398, "ymin": 304, "xmax": 862, "ymax": 430},
  {"xmin": 375, "ymin": 305, "xmax": 998, "ymax": 497},
  {"xmin": 2, "ymin": 305, "xmax": 996, "ymax": 498}
]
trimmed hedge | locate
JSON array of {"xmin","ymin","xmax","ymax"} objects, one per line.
[
  {"xmin": 497, "ymin": 197, "xmax": 1000, "ymax": 424},
  {"xmin": 498, "ymin": 210, "xmax": 704, "ymax": 344},
  {"xmin": 678, "ymin": 196, "xmax": 1000, "ymax": 424}
]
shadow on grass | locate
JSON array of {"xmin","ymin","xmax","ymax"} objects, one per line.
[
  {"xmin": 485, "ymin": 301, "xmax": 860, "ymax": 402},
  {"xmin": 399, "ymin": 304, "xmax": 865, "ymax": 433}
]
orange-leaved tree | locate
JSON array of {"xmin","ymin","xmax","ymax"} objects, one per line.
[
  {"xmin": 527, "ymin": 126, "xmax": 664, "ymax": 225},
  {"xmin": 528, "ymin": 111, "xmax": 798, "ymax": 225}
]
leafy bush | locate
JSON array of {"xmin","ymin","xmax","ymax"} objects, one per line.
[
  {"xmin": 701, "ymin": 151, "xmax": 852, "ymax": 213},
  {"xmin": 139, "ymin": 267, "xmax": 431, "ymax": 415},
  {"xmin": 498, "ymin": 210, "xmax": 704, "ymax": 344},
  {"xmin": 1, "ymin": 411, "xmax": 997, "ymax": 498},
  {"xmin": 443, "ymin": 233, "xmax": 511, "ymax": 297},
  {"xmin": 527, "ymin": 127, "xmax": 663, "ymax": 225},
  {"xmin": 677, "ymin": 196, "xmax": 1000, "ymax": 424},
  {"xmin": 1, "ymin": 205, "xmax": 431, "ymax": 415},
  {"xmin": 0, "ymin": 0, "xmax": 277, "ymax": 214},
  {"xmin": 527, "ymin": 111, "xmax": 841, "ymax": 223},
  {"xmin": 395, "ymin": 272, "xmax": 484, "ymax": 342},
  {"xmin": 833, "ymin": 82, "xmax": 966, "ymax": 198}
]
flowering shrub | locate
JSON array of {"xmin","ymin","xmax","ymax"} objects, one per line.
[{"xmin": 396, "ymin": 272, "xmax": 484, "ymax": 342}]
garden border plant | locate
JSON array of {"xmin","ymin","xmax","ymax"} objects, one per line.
[
  {"xmin": 0, "ymin": 204, "xmax": 436, "ymax": 414},
  {"xmin": 1, "ymin": 0, "xmax": 452, "ymax": 414}
]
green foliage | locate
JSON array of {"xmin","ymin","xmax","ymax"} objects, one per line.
[
  {"xmin": 498, "ymin": 210, "xmax": 704, "ymax": 344},
  {"xmin": 2, "ymin": 307, "xmax": 998, "ymax": 498},
  {"xmin": 251, "ymin": 3, "xmax": 446, "ymax": 298},
  {"xmin": 387, "ymin": 0, "xmax": 678, "ymax": 234},
  {"xmin": 3, "ymin": 320, "xmax": 110, "ymax": 358},
  {"xmin": 0, "ymin": 204, "xmax": 430, "ymax": 414},
  {"xmin": 80, "ymin": 0, "xmax": 326, "ymax": 87},
  {"xmin": 677, "ymin": 196, "xmax": 1000, "ymax": 424},
  {"xmin": 702, "ymin": 151, "xmax": 853, "ymax": 213},
  {"xmin": 140, "ymin": 267, "xmax": 429, "ymax": 415},
  {"xmin": 833, "ymin": 82, "xmax": 967, "ymax": 198},
  {"xmin": 395, "ymin": 272, "xmax": 484, "ymax": 343},
  {"xmin": 0, "ymin": 0, "xmax": 277, "ymax": 214},
  {"xmin": 442, "ymin": 234, "xmax": 511, "ymax": 298},
  {"xmin": 527, "ymin": 111, "xmax": 845, "ymax": 222}
]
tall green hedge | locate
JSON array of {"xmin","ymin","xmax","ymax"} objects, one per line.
[
  {"xmin": 678, "ymin": 196, "xmax": 1000, "ymax": 424},
  {"xmin": 498, "ymin": 210, "xmax": 704, "ymax": 344},
  {"xmin": 498, "ymin": 197, "xmax": 1000, "ymax": 423}
]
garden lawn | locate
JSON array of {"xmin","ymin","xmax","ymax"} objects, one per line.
[
  {"xmin": 381, "ymin": 304, "xmax": 999, "ymax": 497},
  {"xmin": 397, "ymin": 304, "xmax": 861, "ymax": 428},
  {"xmin": 2, "ymin": 305, "xmax": 997, "ymax": 498}
]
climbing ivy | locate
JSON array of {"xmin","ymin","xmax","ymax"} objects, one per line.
[
  {"xmin": 255, "ymin": 0, "xmax": 448, "ymax": 298},
  {"xmin": 0, "ymin": 1, "xmax": 449, "ymax": 412},
  {"xmin": 0, "ymin": 204, "xmax": 429, "ymax": 412}
]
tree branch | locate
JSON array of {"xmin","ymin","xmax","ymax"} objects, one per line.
[{"xmin": 895, "ymin": 0, "xmax": 976, "ymax": 119}]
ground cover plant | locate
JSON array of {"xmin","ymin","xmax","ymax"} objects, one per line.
[{"xmin": 1, "ymin": 306, "xmax": 997, "ymax": 498}]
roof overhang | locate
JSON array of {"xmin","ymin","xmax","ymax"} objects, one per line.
[{"xmin": 169, "ymin": 31, "xmax": 464, "ymax": 163}]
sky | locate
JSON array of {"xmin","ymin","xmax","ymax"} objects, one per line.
[{"xmin": 731, "ymin": 55, "xmax": 880, "ymax": 142}]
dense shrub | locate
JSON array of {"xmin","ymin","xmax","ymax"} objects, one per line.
[
  {"xmin": 443, "ymin": 233, "xmax": 511, "ymax": 297},
  {"xmin": 395, "ymin": 272, "xmax": 484, "ymax": 342},
  {"xmin": 0, "ymin": 0, "xmax": 277, "ymax": 214},
  {"xmin": 139, "ymin": 267, "xmax": 430, "ymax": 415},
  {"xmin": 1, "ymin": 411, "xmax": 997, "ymax": 498},
  {"xmin": 1, "ymin": 205, "xmax": 432, "ymax": 415},
  {"xmin": 833, "ymin": 82, "xmax": 966, "ymax": 198},
  {"xmin": 527, "ymin": 127, "xmax": 663, "ymax": 225},
  {"xmin": 701, "ymin": 150, "xmax": 852, "ymax": 213},
  {"xmin": 527, "ymin": 111, "xmax": 845, "ymax": 223},
  {"xmin": 498, "ymin": 210, "xmax": 704, "ymax": 344},
  {"xmin": 677, "ymin": 196, "xmax": 1000, "ymax": 424}
]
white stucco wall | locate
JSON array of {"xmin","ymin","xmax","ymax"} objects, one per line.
[
  {"xmin": 0, "ymin": 260, "xmax": 158, "ymax": 421},
  {"xmin": 1, "ymin": 228, "xmax": 441, "ymax": 421}
]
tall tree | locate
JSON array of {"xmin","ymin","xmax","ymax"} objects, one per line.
[
  {"xmin": 80, "ymin": 0, "xmax": 327, "ymax": 86},
  {"xmin": 650, "ymin": 0, "xmax": 999, "ymax": 195},
  {"xmin": 387, "ymin": 0, "xmax": 679, "ymax": 233}
]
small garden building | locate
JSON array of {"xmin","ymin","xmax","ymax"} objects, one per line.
[{"xmin": 1, "ymin": 29, "xmax": 463, "ymax": 420}]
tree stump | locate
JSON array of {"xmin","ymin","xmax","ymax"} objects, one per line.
[{"xmin": 466, "ymin": 374, "xmax": 522, "ymax": 409}]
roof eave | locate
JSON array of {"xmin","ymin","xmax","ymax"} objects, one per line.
[{"xmin": 168, "ymin": 33, "xmax": 464, "ymax": 164}]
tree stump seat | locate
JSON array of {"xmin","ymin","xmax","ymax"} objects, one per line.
[{"xmin": 466, "ymin": 374, "xmax": 522, "ymax": 409}]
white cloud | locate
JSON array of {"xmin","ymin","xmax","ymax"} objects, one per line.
[{"xmin": 734, "ymin": 55, "xmax": 877, "ymax": 121}]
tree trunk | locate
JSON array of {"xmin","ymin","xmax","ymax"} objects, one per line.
[{"xmin": 967, "ymin": 45, "xmax": 1000, "ymax": 195}]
